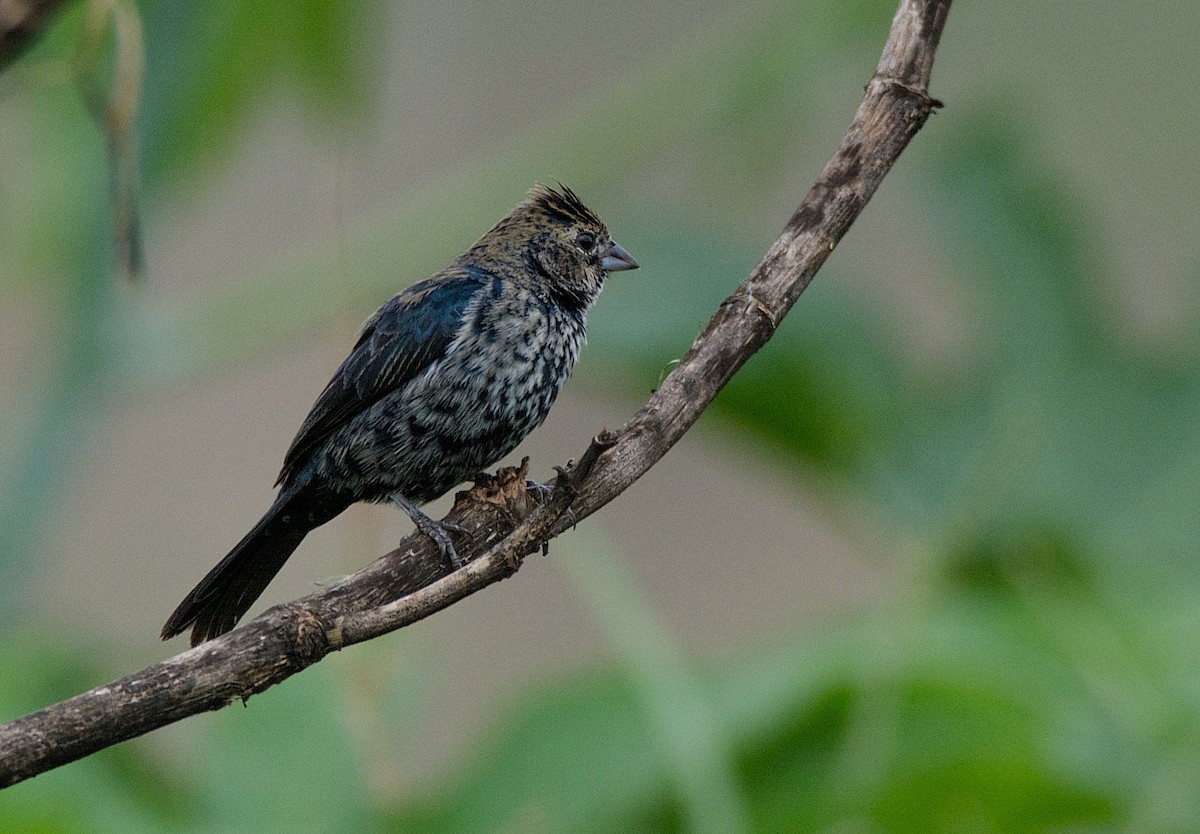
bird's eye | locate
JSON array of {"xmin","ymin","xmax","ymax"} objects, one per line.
[{"xmin": 576, "ymin": 232, "xmax": 597, "ymax": 253}]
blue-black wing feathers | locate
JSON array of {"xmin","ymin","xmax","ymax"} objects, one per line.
[{"xmin": 277, "ymin": 269, "xmax": 487, "ymax": 485}]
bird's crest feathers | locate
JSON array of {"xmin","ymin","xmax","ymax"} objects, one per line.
[{"xmin": 523, "ymin": 183, "xmax": 604, "ymax": 230}]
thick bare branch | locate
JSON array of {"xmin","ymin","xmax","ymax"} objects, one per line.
[{"xmin": 0, "ymin": 0, "xmax": 952, "ymax": 788}]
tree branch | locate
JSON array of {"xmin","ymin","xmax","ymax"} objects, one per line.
[{"xmin": 0, "ymin": 0, "xmax": 952, "ymax": 789}]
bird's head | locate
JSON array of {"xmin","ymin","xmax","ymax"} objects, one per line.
[{"xmin": 468, "ymin": 183, "xmax": 638, "ymax": 312}]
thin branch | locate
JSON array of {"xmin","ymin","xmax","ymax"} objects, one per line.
[
  {"xmin": 0, "ymin": 0, "xmax": 952, "ymax": 789},
  {"xmin": 74, "ymin": 0, "xmax": 145, "ymax": 282}
]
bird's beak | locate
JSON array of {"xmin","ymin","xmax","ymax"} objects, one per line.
[{"xmin": 600, "ymin": 241, "xmax": 639, "ymax": 272}]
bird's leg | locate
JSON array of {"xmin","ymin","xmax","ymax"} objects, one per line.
[
  {"xmin": 524, "ymin": 480, "xmax": 558, "ymax": 556},
  {"xmin": 390, "ymin": 493, "xmax": 465, "ymax": 570},
  {"xmin": 522, "ymin": 479, "xmax": 579, "ymax": 556},
  {"xmin": 537, "ymin": 468, "xmax": 583, "ymax": 529}
]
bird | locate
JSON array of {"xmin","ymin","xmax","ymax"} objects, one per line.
[{"xmin": 161, "ymin": 184, "xmax": 638, "ymax": 646}]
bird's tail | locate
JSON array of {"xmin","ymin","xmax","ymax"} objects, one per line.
[{"xmin": 161, "ymin": 486, "xmax": 348, "ymax": 646}]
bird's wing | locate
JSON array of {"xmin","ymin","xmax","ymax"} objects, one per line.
[{"xmin": 277, "ymin": 267, "xmax": 492, "ymax": 485}]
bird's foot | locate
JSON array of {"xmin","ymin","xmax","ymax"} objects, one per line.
[
  {"xmin": 525, "ymin": 479, "xmax": 554, "ymax": 503},
  {"xmin": 392, "ymin": 493, "xmax": 466, "ymax": 571},
  {"xmin": 524, "ymin": 479, "xmax": 575, "ymax": 556},
  {"xmin": 416, "ymin": 515, "xmax": 465, "ymax": 570}
]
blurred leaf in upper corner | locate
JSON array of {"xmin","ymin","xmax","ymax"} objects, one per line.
[
  {"xmin": 136, "ymin": 0, "xmax": 380, "ymax": 186},
  {"xmin": 0, "ymin": 0, "xmax": 70, "ymax": 71}
]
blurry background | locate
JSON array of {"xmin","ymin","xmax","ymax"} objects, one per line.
[{"xmin": 2, "ymin": 0, "xmax": 1200, "ymax": 831}]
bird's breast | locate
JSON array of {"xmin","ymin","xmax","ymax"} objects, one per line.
[
  {"xmin": 452, "ymin": 292, "xmax": 585, "ymax": 424},
  {"xmin": 355, "ymin": 292, "xmax": 584, "ymax": 498}
]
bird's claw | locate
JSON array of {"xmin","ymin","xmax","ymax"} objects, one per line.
[
  {"xmin": 525, "ymin": 479, "xmax": 554, "ymax": 502},
  {"xmin": 416, "ymin": 517, "xmax": 463, "ymax": 570},
  {"xmin": 405, "ymin": 512, "xmax": 462, "ymax": 569},
  {"xmin": 392, "ymin": 493, "xmax": 465, "ymax": 570}
]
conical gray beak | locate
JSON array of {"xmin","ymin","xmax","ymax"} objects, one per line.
[{"xmin": 600, "ymin": 241, "xmax": 639, "ymax": 272}]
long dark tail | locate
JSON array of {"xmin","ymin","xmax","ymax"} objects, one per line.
[{"xmin": 161, "ymin": 486, "xmax": 349, "ymax": 646}]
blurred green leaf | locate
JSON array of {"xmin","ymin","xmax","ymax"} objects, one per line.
[
  {"xmin": 391, "ymin": 545, "xmax": 1183, "ymax": 832},
  {"xmin": 929, "ymin": 102, "xmax": 1112, "ymax": 364},
  {"xmin": 184, "ymin": 659, "xmax": 380, "ymax": 833},
  {"xmin": 557, "ymin": 533, "xmax": 749, "ymax": 834},
  {"xmin": 0, "ymin": 197, "xmax": 117, "ymax": 611},
  {"xmin": 389, "ymin": 672, "xmax": 668, "ymax": 834},
  {"xmin": 711, "ymin": 283, "xmax": 908, "ymax": 475}
]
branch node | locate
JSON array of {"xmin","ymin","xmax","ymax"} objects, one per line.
[
  {"xmin": 557, "ymin": 432, "xmax": 613, "ymax": 490},
  {"xmin": 734, "ymin": 285, "xmax": 780, "ymax": 336},
  {"xmin": 283, "ymin": 603, "xmax": 335, "ymax": 666},
  {"xmin": 870, "ymin": 75, "xmax": 943, "ymax": 111}
]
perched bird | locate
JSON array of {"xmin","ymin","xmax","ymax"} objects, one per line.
[{"xmin": 162, "ymin": 184, "xmax": 638, "ymax": 645}]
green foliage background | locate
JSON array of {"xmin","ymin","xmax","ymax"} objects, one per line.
[{"xmin": 3, "ymin": 1, "xmax": 1200, "ymax": 831}]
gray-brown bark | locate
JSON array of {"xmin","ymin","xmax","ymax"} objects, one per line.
[{"xmin": 0, "ymin": 0, "xmax": 951, "ymax": 788}]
